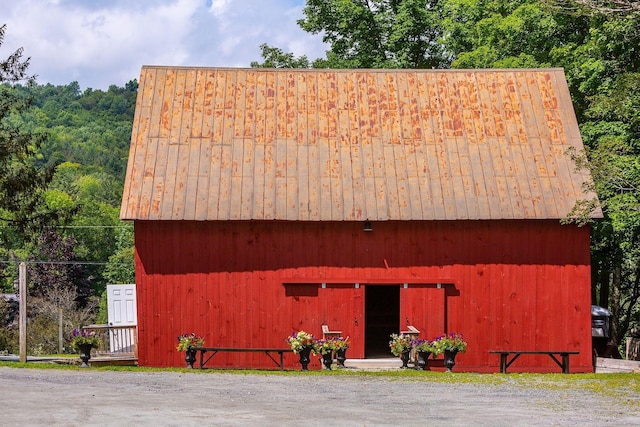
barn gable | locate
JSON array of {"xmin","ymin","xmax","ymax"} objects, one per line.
[{"xmin": 121, "ymin": 67, "xmax": 601, "ymax": 222}]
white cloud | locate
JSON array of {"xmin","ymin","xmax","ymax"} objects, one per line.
[{"xmin": 1, "ymin": 0, "xmax": 327, "ymax": 90}]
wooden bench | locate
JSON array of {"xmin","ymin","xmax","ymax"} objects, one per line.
[
  {"xmin": 401, "ymin": 325, "xmax": 420, "ymax": 337},
  {"xmin": 322, "ymin": 324, "xmax": 342, "ymax": 339},
  {"xmin": 193, "ymin": 347, "xmax": 294, "ymax": 370},
  {"xmin": 490, "ymin": 350, "xmax": 580, "ymax": 373}
]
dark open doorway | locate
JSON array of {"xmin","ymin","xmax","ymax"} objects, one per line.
[{"xmin": 364, "ymin": 285, "xmax": 400, "ymax": 358}]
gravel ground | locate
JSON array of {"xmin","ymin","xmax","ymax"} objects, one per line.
[{"xmin": 1, "ymin": 367, "xmax": 639, "ymax": 426}]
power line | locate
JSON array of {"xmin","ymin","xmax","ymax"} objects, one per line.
[{"xmin": 0, "ymin": 260, "xmax": 127, "ymax": 266}]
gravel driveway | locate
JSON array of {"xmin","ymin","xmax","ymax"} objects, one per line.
[{"xmin": 1, "ymin": 367, "xmax": 639, "ymax": 426}]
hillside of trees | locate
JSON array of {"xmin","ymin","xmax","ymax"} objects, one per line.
[{"xmin": 1, "ymin": 24, "xmax": 136, "ymax": 352}]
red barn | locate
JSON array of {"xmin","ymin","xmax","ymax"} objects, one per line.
[{"xmin": 120, "ymin": 67, "xmax": 601, "ymax": 372}]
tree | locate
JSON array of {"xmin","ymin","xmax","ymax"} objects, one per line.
[
  {"xmin": 298, "ymin": 0, "xmax": 448, "ymax": 69},
  {"xmin": 27, "ymin": 230, "xmax": 92, "ymax": 304},
  {"xmin": 0, "ymin": 24, "xmax": 64, "ymax": 236},
  {"xmin": 250, "ymin": 44, "xmax": 312, "ymax": 68}
]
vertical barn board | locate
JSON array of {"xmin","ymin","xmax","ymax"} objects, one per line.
[
  {"xmin": 406, "ymin": 72, "xmax": 422, "ymax": 140},
  {"xmin": 230, "ymin": 70, "xmax": 246, "ymax": 137},
  {"xmin": 229, "ymin": 140, "xmax": 244, "ymax": 220},
  {"xmin": 217, "ymin": 145, "xmax": 232, "ymax": 219},
  {"xmin": 424, "ymin": 144, "xmax": 445, "ymax": 220},
  {"xmin": 371, "ymin": 138, "xmax": 388, "ymax": 220},
  {"xmin": 211, "ymin": 71, "xmax": 226, "ymax": 143},
  {"xmin": 350, "ymin": 144, "xmax": 365, "ymax": 220},
  {"xmin": 340, "ymin": 145, "xmax": 355, "ymax": 219},
  {"xmin": 326, "ymin": 72, "xmax": 338, "ymax": 139},
  {"xmin": 205, "ymin": 144, "xmax": 222, "ymax": 219},
  {"xmin": 254, "ymin": 72, "xmax": 266, "ymax": 144},
  {"xmin": 124, "ymin": 70, "xmax": 158, "ymax": 219},
  {"xmin": 286, "ymin": 139, "xmax": 299, "ymax": 219},
  {"xmin": 171, "ymin": 141, "xmax": 191, "ymax": 220},
  {"xmin": 450, "ymin": 142, "xmax": 468, "ymax": 220},
  {"xmin": 386, "ymin": 73, "xmax": 401, "ymax": 144},
  {"xmin": 194, "ymin": 139, "xmax": 212, "ymax": 220},
  {"xmin": 296, "ymin": 73, "xmax": 308, "ymax": 145},
  {"xmin": 263, "ymin": 144, "xmax": 276, "ymax": 218},
  {"xmin": 393, "ymin": 145, "xmax": 412, "ymax": 220},
  {"xmin": 252, "ymin": 143, "xmax": 266, "ymax": 219},
  {"xmin": 159, "ymin": 69, "xmax": 176, "ymax": 139},
  {"xmin": 182, "ymin": 137, "xmax": 202, "ymax": 220},
  {"xmin": 307, "ymin": 144, "xmax": 320, "ymax": 220},
  {"xmin": 275, "ymin": 72, "xmax": 287, "ymax": 139},
  {"xmin": 264, "ymin": 71, "xmax": 276, "ymax": 144},
  {"xmin": 244, "ymin": 71, "xmax": 256, "ymax": 139},
  {"xmin": 298, "ymin": 144, "xmax": 310, "ymax": 220},
  {"xmin": 180, "ymin": 70, "xmax": 196, "ymax": 143},
  {"xmin": 306, "ymin": 73, "xmax": 318, "ymax": 146},
  {"xmin": 169, "ymin": 69, "xmax": 186, "ymax": 144},
  {"xmin": 201, "ymin": 70, "xmax": 216, "ymax": 139},
  {"xmin": 328, "ymin": 139, "xmax": 343, "ymax": 220},
  {"xmin": 240, "ymin": 140, "xmax": 255, "ymax": 219},
  {"xmin": 317, "ymin": 72, "xmax": 329, "ymax": 139},
  {"xmin": 356, "ymin": 72, "xmax": 371, "ymax": 142},
  {"xmin": 383, "ymin": 145, "xmax": 400, "ymax": 219},
  {"xmin": 366, "ymin": 73, "xmax": 381, "ymax": 139},
  {"xmin": 275, "ymin": 140, "xmax": 288, "ymax": 218},
  {"xmin": 286, "ymin": 71, "xmax": 297, "ymax": 141},
  {"xmin": 337, "ymin": 72, "xmax": 350, "ymax": 145},
  {"xmin": 223, "ymin": 71, "xmax": 237, "ymax": 144}
]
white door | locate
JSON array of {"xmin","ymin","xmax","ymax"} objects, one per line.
[{"xmin": 107, "ymin": 284, "xmax": 137, "ymax": 353}]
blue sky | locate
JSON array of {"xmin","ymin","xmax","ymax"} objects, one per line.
[{"xmin": 1, "ymin": 0, "xmax": 327, "ymax": 90}]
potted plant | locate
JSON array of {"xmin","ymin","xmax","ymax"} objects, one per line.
[
  {"xmin": 286, "ymin": 330, "xmax": 317, "ymax": 370},
  {"xmin": 177, "ymin": 333, "xmax": 205, "ymax": 368},
  {"xmin": 389, "ymin": 333, "xmax": 413, "ymax": 368},
  {"xmin": 316, "ymin": 339, "xmax": 336, "ymax": 370},
  {"xmin": 331, "ymin": 336, "xmax": 350, "ymax": 368},
  {"xmin": 70, "ymin": 329, "xmax": 102, "ymax": 368},
  {"xmin": 412, "ymin": 338, "xmax": 437, "ymax": 370},
  {"xmin": 433, "ymin": 333, "xmax": 467, "ymax": 372}
]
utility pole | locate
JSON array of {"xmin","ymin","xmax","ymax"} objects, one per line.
[{"xmin": 19, "ymin": 262, "xmax": 27, "ymax": 363}]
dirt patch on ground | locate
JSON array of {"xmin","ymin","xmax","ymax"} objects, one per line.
[{"xmin": 1, "ymin": 367, "xmax": 638, "ymax": 426}]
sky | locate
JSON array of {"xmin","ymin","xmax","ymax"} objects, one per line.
[{"xmin": 1, "ymin": 0, "xmax": 328, "ymax": 91}]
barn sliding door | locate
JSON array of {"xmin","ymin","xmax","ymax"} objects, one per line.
[{"xmin": 400, "ymin": 284, "xmax": 447, "ymax": 339}]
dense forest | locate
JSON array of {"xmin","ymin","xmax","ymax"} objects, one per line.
[
  {"xmin": 1, "ymin": 0, "xmax": 639, "ymax": 355},
  {"xmin": 1, "ymin": 24, "xmax": 136, "ymax": 352}
]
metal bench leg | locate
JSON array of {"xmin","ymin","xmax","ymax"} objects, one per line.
[
  {"xmin": 562, "ymin": 353, "xmax": 570, "ymax": 374},
  {"xmin": 500, "ymin": 354, "xmax": 507, "ymax": 373}
]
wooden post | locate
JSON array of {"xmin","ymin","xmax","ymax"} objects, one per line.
[
  {"xmin": 19, "ymin": 262, "xmax": 27, "ymax": 363},
  {"xmin": 58, "ymin": 308, "xmax": 63, "ymax": 354}
]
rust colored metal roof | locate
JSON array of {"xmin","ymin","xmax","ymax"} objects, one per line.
[{"xmin": 120, "ymin": 67, "xmax": 601, "ymax": 221}]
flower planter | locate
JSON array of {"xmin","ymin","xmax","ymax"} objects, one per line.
[
  {"xmin": 444, "ymin": 349, "xmax": 459, "ymax": 372},
  {"xmin": 298, "ymin": 346, "xmax": 312, "ymax": 371},
  {"xmin": 336, "ymin": 348, "xmax": 347, "ymax": 368},
  {"xmin": 185, "ymin": 347, "xmax": 197, "ymax": 369},
  {"xmin": 416, "ymin": 350, "xmax": 432, "ymax": 370},
  {"xmin": 321, "ymin": 351, "xmax": 333, "ymax": 370},
  {"xmin": 400, "ymin": 349, "xmax": 411, "ymax": 368},
  {"xmin": 78, "ymin": 343, "xmax": 93, "ymax": 368}
]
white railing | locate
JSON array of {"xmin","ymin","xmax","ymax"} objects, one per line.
[{"xmin": 82, "ymin": 324, "xmax": 137, "ymax": 357}]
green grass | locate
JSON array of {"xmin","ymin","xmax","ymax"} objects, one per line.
[{"xmin": 1, "ymin": 358, "xmax": 638, "ymax": 406}]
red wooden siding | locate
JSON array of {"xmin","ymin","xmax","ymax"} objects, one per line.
[{"xmin": 134, "ymin": 219, "xmax": 593, "ymax": 372}]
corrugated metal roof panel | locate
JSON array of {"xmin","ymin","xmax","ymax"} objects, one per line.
[{"xmin": 120, "ymin": 67, "xmax": 602, "ymax": 221}]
